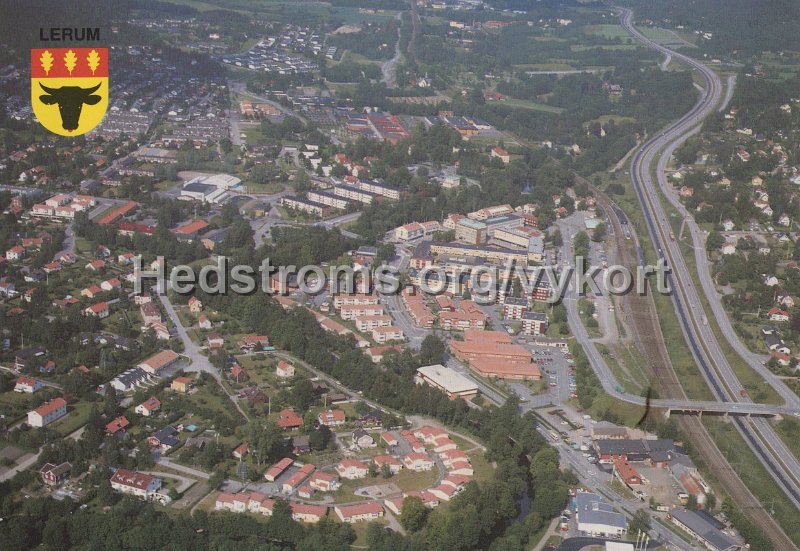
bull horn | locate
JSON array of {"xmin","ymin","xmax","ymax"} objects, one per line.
[
  {"xmin": 39, "ymin": 82, "xmax": 57, "ymax": 95},
  {"xmin": 85, "ymin": 82, "xmax": 102, "ymax": 94}
]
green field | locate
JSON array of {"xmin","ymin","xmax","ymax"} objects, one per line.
[{"xmin": 498, "ymin": 98, "xmax": 566, "ymax": 115}]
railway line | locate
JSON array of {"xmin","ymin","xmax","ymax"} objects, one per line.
[{"xmin": 615, "ymin": 6, "xmax": 800, "ymax": 547}]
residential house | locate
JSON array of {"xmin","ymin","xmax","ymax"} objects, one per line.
[
  {"xmin": 352, "ymin": 428, "xmax": 376, "ymax": 449},
  {"xmin": 308, "ymin": 471, "xmax": 341, "ymax": 492},
  {"xmin": 171, "ymin": 376, "xmax": 193, "ymax": 393},
  {"xmin": 334, "ymin": 502, "xmax": 384, "ymax": 523},
  {"xmin": 207, "ymin": 333, "xmax": 224, "ymax": 349},
  {"xmin": 14, "ymin": 376, "xmax": 43, "ymax": 393},
  {"xmin": 40, "ymin": 462, "xmax": 71, "ymax": 486},
  {"xmin": 188, "ymin": 296, "xmax": 203, "ymax": 313},
  {"xmin": 148, "ymin": 426, "xmax": 179, "ymax": 451},
  {"xmin": 198, "ymin": 314, "xmax": 212, "ymax": 329},
  {"xmin": 135, "ymin": 396, "xmax": 161, "ymax": 417},
  {"xmin": 110, "ymin": 469, "xmax": 161, "ymax": 501},
  {"xmin": 336, "ymin": 458, "xmax": 368, "ymax": 479},
  {"xmin": 768, "ymin": 307, "xmax": 790, "ymax": 322},
  {"xmin": 277, "ymin": 408, "xmax": 303, "ymax": 430},
  {"xmin": 106, "ymin": 416, "xmax": 130, "ymax": 435},
  {"xmin": 373, "ymin": 455, "xmax": 403, "ymax": 474},
  {"xmin": 318, "ymin": 409, "xmax": 346, "ymax": 427},
  {"xmin": 276, "ymin": 360, "xmax": 295, "ymax": 378},
  {"xmin": 84, "ymin": 301, "xmax": 110, "ymax": 318},
  {"xmin": 233, "ymin": 442, "xmax": 249, "ymax": 459},
  {"xmin": 403, "ymin": 452, "xmax": 435, "ymax": 472},
  {"xmin": 27, "ymin": 397, "xmax": 68, "ymax": 427}
]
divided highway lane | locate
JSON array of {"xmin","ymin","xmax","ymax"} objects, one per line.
[{"xmin": 617, "ymin": 6, "xmax": 800, "ymax": 518}]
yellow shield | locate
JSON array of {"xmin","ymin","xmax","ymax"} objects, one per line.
[{"xmin": 31, "ymin": 48, "xmax": 109, "ymax": 136}]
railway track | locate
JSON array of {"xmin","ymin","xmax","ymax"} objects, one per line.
[{"xmin": 591, "ymin": 181, "xmax": 798, "ymax": 549}]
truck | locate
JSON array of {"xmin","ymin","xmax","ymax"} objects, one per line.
[{"xmin": 669, "ymin": 231, "xmax": 675, "ymax": 241}]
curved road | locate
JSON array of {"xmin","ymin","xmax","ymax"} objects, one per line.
[{"xmin": 615, "ymin": 5, "xmax": 800, "ymax": 546}]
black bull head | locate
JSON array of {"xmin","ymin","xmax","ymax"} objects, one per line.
[{"xmin": 38, "ymin": 82, "xmax": 102, "ymax": 132}]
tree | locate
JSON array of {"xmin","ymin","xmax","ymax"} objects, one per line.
[
  {"xmin": 400, "ymin": 496, "xmax": 428, "ymax": 532},
  {"xmin": 706, "ymin": 231, "xmax": 725, "ymax": 252},
  {"xmin": 590, "ymin": 222, "xmax": 606, "ymax": 242},
  {"xmin": 380, "ymin": 462, "xmax": 392, "ymax": 479},
  {"xmin": 629, "ymin": 509, "xmax": 651, "ymax": 535}
]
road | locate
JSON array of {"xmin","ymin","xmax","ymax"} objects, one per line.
[
  {"xmin": 380, "ymin": 12, "xmax": 403, "ymax": 87},
  {"xmin": 156, "ymin": 456, "xmax": 210, "ymax": 480},
  {"xmin": 617, "ymin": 6, "xmax": 800, "ymax": 547},
  {"xmin": 157, "ymin": 292, "xmax": 250, "ymax": 421}
]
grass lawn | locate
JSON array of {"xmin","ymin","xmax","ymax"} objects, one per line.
[
  {"xmin": 52, "ymin": 401, "xmax": 92, "ymax": 436},
  {"xmin": 349, "ymin": 518, "xmax": 389, "ymax": 547},
  {"xmin": 582, "ymin": 24, "xmax": 632, "ymax": 41},
  {"xmin": 497, "ymin": 98, "xmax": 565, "ymax": 115},
  {"xmin": 468, "ymin": 451, "xmax": 493, "ymax": 484},
  {"xmin": 704, "ymin": 417, "xmax": 800, "ymax": 545}
]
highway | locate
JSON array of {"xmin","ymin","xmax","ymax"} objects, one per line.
[{"xmin": 615, "ymin": 5, "xmax": 800, "ymax": 542}]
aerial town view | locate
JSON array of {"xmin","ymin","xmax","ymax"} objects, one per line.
[{"xmin": 1, "ymin": 1, "xmax": 800, "ymax": 550}]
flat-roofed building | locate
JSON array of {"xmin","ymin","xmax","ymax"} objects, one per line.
[
  {"xmin": 455, "ymin": 218, "xmax": 487, "ymax": 245},
  {"xmin": 415, "ymin": 364, "xmax": 479, "ymax": 400}
]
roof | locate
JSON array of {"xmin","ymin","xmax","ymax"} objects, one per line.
[
  {"xmin": 596, "ymin": 439, "xmax": 649, "ymax": 456},
  {"xmin": 265, "ymin": 457, "xmax": 294, "ymax": 478},
  {"xmin": 670, "ymin": 509, "xmax": 737, "ymax": 550},
  {"xmin": 139, "ymin": 396, "xmax": 161, "ymax": 411},
  {"xmin": 139, "ymin": 350, "xmax": 179, "ymax": 370},
  {"xmin": 173, "ymin": 219, "xmax": 210, "ymax": 235},
  {"xmin": 33, "ymin": 397, "xmax": 67, "ymax": 417},
  {"xmin": 416, "ymin": 364, "xmax": 478, "ymax": 394},
  {"xmin": 336, "ymin": 501, "xmax": 383, "ymax": 517},
  {"xmin": 106, "ymin": 416, "xmax": 130, "ymax": 433},
  {"xmin": 110, "ymin": 469, "xmax": 156, "ymax": 490}
]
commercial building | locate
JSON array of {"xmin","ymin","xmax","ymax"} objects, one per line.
[
  {"xmin": 575, "ymin": 491, "xmax": 627, "ymax": 537},
  {"xmin": 137, "ymin": 350, "xmax": 180, "ymax": 375},
  {"xmin": 415, "ymin": 364, "xmax": 479, "ymax": 400},
  {"xmin": 455, "ymin": 218, "xmax": 487, "ymax": 245},
  {"xmin": 669, "ymin": 509, "xmax": 741, "ymax": 551}
]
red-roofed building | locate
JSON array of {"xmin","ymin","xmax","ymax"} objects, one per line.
[
  {"xmin": 613, "ymin": 458, "xmax": 642, "ymax": 486},
  {"xmin": 308, "ymin": 471, "xmax": 341, "ymax": 492},
  {"xmin": 277, "ymin": 408, "xmax": 303, "ymax": 430},
  {"xmin": 318, "ymin": 409, "xmax": 346, "ymax": 427},
  {"xmin": 290, "ymin": 502, "xmax": 327, "ymax": 523},
  {"xmin": 229, "ymin": 364, "xmax": 248, "ymax": 382},
  {"xmin": 14, "ymin": 376, "xmax": 42, "ymax": 394},
  {"xmin": 233, "ymin": 442, "xmax": 249, "ymax": 459},
  {"xmin": 84, "ymin": 301, "xmax": 110, "ymax": 318},
  {"xmin": 403, "ymin": 452, "xmax": 435, "ymax": 472},
  {"xmin": 373, "ymin": 454, "xmax": 403, "ymax": 474},
  {"xmin": 334, "ymin": 501, "xmax": 384, "ymax": 523},
  {"xmin": 491, "ymin": 147, "xmax": 510, "ymax": 163},
  {"xmin": 282, "ymin": 463, "xmax": 315, "ymax": 494},
  {"xmin": 99, "ymin": 200, "xmax": 137, "ymax": 226},
  {"xmin": 336, "ymin": 458, "xmax": 368, "ymax": 479},
  {"xmin": 264, "ymin": 457, "xmax": 294, "ymax": 481},
  {"xmin": 106, "ymin": 416, "xmax": 130, "ymax": 435},
  {"xmin": 110, "ymin": 469, "xmax": 161, "ymax": 500},
  {"xmin": 173, "ymin": 220, "xmax": 210, "ymax": 238},
  {"xmin": 27, "ymin": 397, "xmax": 67, "ymax": 427},
  {"xmin": 135, "ymin": 396, "xmax": 161, "ymax": 417},
  {"xmin": 381, "ymin": 431, "xmax": 399, "ymax": 447}
]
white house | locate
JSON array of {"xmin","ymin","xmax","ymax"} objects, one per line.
[
  {"xmin": 110, "ymin": 469, "xmax": 162, "ymax": 501},
  {"xmin": 27, "ymin": 397, "xmax": 68, "ymax": 427}
]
